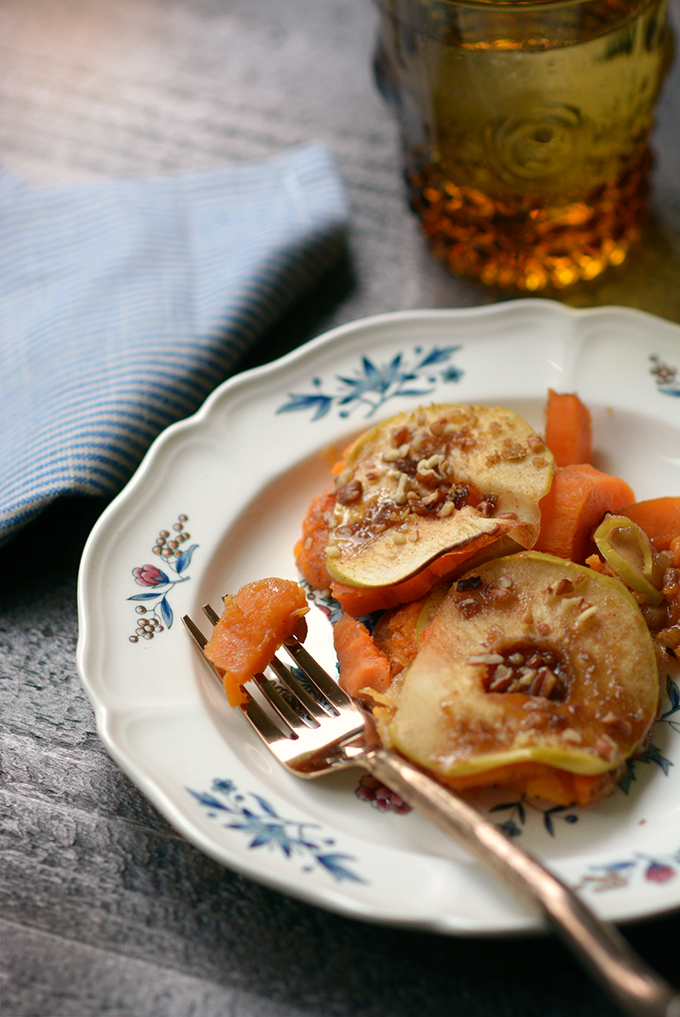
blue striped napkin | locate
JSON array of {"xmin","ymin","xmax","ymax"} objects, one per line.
[{"xmin": 0, "ymin": 144, "xmax": 348, "ymax": 545}]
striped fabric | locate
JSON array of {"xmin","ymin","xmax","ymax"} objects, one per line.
[{"xmin": 0, "ymin": 144, "xmax": 348, "ymax": 544}]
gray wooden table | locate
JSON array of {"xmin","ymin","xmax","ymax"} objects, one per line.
[{"xmin": 2, "ymin": 3, "xmax": 679, "ymax": 1016}]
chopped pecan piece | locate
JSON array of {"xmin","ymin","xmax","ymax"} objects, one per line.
[{"xmin": 336, "ymin": 479, "xmax": 363, "ymax": 505}]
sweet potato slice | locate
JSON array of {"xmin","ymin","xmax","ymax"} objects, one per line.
[
  {"xmin": 333, "ymin": 614, "xmax": 392, "ymax": 699},
  {"xmin": 295, "ymin": 489, "xmax": 335, "ymax": 592},
  {"xmin": 203, "ymin": 578, "xmax": 308, "ymax": 706},
  {"xmin": 621, "ymin": 496, "xmax": 680, "ymax": 552},
  {"xmin": 544, "ymin": 389, "xmax": 592, "ymax": 467},
  {"xmin": 535, "ymin": 464, "xmax": 634, "ymax": 563},
  {"xmin": 328, "ymin": 533, "xmax": 523, "ymax": 616},
  {"xmin": 448, "ymin": 762, "xmax": 616, "ymax": 808}
]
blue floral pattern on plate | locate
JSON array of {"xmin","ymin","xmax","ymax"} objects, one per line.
[
  {"xmin": 490, "ymin": 798, "xmax": 580, "ymax": 839},
  {"xmin": 188, "ymin": 779, "xmax": 364, "ymax": 883},
  {"xmin": 618, "ymin": 673, "xmax": 678, "ymax": 792},
  {"xmin": 276, "ymin": 345, "xmax": 464, "ymax": 420}
]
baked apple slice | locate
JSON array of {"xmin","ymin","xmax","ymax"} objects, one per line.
[
  {"xmin": 381, "ymin": 551, "xmax": 660, "ymax": 805},
  {"xmin": 324, "ymin": 404, "xmax": 554, "ymax": 590}
]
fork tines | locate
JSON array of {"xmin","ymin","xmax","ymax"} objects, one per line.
[{"xmin": 182, "ymin": 604, "xmax": 365, "ymax": 774}]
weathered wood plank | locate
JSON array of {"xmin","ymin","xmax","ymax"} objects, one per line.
[
  {"xmin": 1, "ymin": 789, "xmax": 629, "ymax": 1017},
  {"xmin": 2, "ymin": 729, "xmax": 169, "ymax": 831},
  {"xmin": 1, "ymin": 921, "xmax": 307, "ymax": 1017}
]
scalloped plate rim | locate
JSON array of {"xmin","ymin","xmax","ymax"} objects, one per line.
[{"xmin": 76, "ymin": 298, "xmax": 680, "ymax": 936}]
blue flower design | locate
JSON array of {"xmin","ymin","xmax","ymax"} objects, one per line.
[
  {"xmin": 297, "ymin": 579, "xmax": 380, "ymax": 640},
  {"xmin": 188, "ymin": 778, "xmax": 364, "ymax": 883},
  {"xmin": 488, "ymin": 798, "xmax": 579, "ymax": 838},
  {"xmin": 619, "ymin": 674, "xmax": 677, "ymax": 792},
  {"xmin": 660, "ymin": 673, "xmax": 680, "ymax": 732},
  {"xmin": 277, "ymin": 345, "xmax": 464, "ymax": 420}
]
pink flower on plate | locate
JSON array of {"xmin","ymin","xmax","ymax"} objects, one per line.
[
  {"xmin": 133, "ymin": 564, "xmax": 169, "ymax": 587},
  {"xmin": 645, "ymin": 862, "xmax": 676, "ymax": 884},
  {"xmin": 355, "ymin": 775, "xmax": 412, "ymax": 814}
]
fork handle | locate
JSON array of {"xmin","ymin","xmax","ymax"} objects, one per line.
[{"xmin": 366, "ymin": 749, "xmax": 680, "ymax": 1017}]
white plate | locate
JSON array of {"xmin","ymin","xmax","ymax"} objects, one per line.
[{"xmin": 77, "ymin": 299, "xmax": 680, "ymax": 935}]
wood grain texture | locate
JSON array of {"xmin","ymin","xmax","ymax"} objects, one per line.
[{"xmin": 1, "ymin": 2, "xmax": 679, "ymax": 1015}]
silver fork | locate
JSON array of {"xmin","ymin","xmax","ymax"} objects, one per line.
[{"xmin": 184, "ymin": 605, "xmax": 680, "ymax": 1017}]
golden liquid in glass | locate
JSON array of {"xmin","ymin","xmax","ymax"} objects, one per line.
[{"xmin": 377, "ymin": 0, "xmax": 672, "ymax": 289}]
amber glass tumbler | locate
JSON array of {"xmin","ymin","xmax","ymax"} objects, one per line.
[{"xmin": 374, "ymin": 0, "xmax": 672, "ymax": 290}]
